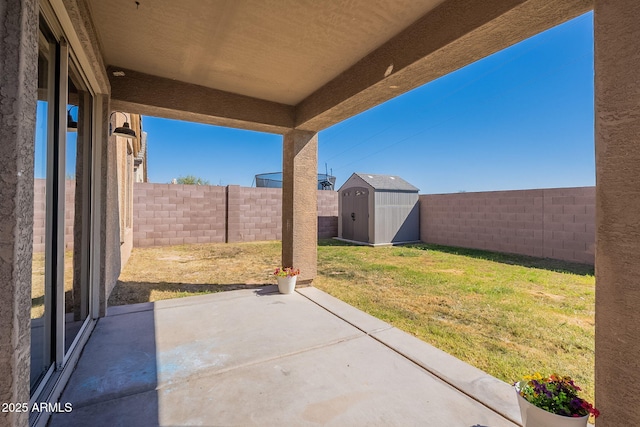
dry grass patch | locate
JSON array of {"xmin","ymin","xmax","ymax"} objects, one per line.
[
  {"xmin": 31, "ymin": 251, "xmax": 75, "ymax": 319},
  {"xmin": 109, "ymin": 241, "xmax": 280, "ymax": 306}
]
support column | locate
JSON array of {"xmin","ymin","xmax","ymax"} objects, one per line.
[
  {"xmin": 99, "ymin": 101, "xmax": 122, "ymax": 316},
  {"xmin": 0, "ymin": 0, "xmax": 38, "ymax": 425},
  {"xmin": 282, "ymin": 130, "xmax": 318, "ymax": 283},
  {"xmin": 594, "ymin": 2, "xmax": 640, "ymax": 425}
]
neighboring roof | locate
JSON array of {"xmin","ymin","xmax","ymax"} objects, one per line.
[{"xmin": 352, "ymin": 173, "xmax": 419, "ymax": 192}]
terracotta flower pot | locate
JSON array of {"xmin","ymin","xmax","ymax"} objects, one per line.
[{"xmin": 515, "ymin": 391, "xmax": 589, "ymax": 427}]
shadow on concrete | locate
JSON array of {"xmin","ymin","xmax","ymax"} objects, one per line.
[
  {"xmin": 50, "ymin": 306, "xmax": 160, "ymax": 426},
  {"xmin": 404, "ymin": 243, "xmax": 595, "ymax": 276},
  {"xmin": 49, "ymin": 287, "xmax": 520, "ymax": 426},
  {"xmin": 108, "ymin": 281, "xmax": 272, "ymax": 307},
  {"xmin": 253, "ymin": 285, "xmax": 282, "ymax": 297}
]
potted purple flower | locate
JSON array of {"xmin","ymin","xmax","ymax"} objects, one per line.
[
  {"xmin": 514, "ymin": 373, "xmax": 599, "ymax": 427},
  {"xmin": 273, "ymin": 267, "xmax": 300, "ymax": 294}
]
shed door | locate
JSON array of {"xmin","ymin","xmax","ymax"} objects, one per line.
[{"xmin": 342, "ymin": 187, "xmax": 368, "ymax": 242}]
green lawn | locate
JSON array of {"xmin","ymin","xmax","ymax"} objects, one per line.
[
  {"xmin": 313, "ymin": 240, "xmax": 595, "ymax": 404},
  {"xmin": 113, "ymin": 239, "xmax": 595, "ymax": 404}
]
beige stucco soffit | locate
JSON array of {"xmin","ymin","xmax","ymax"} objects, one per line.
[
  {"xmin": 51, "ymin": 0, "xmax": 110, "ymax": 93},
  {"xmin": 108, "ymin": 67, "xmax": 295, "ymax": 134},
  {"xmin": 294, "ymin": 0, "xmax": 592, "ymax": 132}
]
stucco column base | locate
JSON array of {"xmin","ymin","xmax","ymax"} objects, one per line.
[
  {"xmin": 282, "ymin": 130, "xmax": 318, "ymax": 283},
  {"xmin": 594, "ymin": 1, "xmax": 640, "ymax": 426},
  {"xmin": 0, "ymin": 0, "xmax": 38, "ymax": 425}
]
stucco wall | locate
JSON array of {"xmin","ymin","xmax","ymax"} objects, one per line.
[
  {"xmin": 101, "ymin": 99, "xmax": 122, "ymax": 315},
  {"xmin": 0, "ymin": 0, "xmax": 38, "ymax": 423},
  {"xmin": 420, "ymin": 187, "xmax": 595, "ymax": 264},
  {"xmin": 133, "ymin": 183, "xmax": 338, "ymax": 247},
  {"xmin": 594, "ymin": 2, "xmax": 640, "ymax": 425}
]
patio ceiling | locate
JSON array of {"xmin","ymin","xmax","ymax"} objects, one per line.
[{"xmin": 86, "ymin": 0, "xmax": 591, "ymax": 133}]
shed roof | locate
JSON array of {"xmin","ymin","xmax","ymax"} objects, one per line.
[{"xmin": 353, "ymin": 173, "xmax": 419, "ymax": 192}]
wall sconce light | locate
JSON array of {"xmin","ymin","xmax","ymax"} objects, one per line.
[
  {"xmin": 67, "ymin": 106, "xmax": 78, "ymax": 132},
  {"xmin": 109, "ymin": 111, "xmax": 137, "ymax": 139}
]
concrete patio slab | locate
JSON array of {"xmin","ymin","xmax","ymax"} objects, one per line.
[
  {"xmin": 297, "ymin": 286, "xmax": 392, "ymax": 334},
  {"xmin": 298, "ymin": 286, "xmax": 521, "ymax": 423},
  {"xmin": 50, "ymin": 287, "xmax": 521, "ymax": 426},
  {"xmin": 59, "ymin": 287, "xmax": 361, "ymax": 407},
  {"xmin": 371, "ymin": 327, "xmax": 520, "ymax": 424}
]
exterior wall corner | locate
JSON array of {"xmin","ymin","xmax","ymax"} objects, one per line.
[{"xmin": 0, "ymin": 0, "xmax": 39, "ymax": 424}]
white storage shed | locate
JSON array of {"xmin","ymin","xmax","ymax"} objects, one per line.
[{"xmin": 338, "ymin": 173, "xmax": 420, "ymax": 245}]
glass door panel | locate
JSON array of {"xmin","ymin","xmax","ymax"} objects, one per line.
[
  {"xmin": 31, "ymin": 10, "xmax": 96, "ymax": 402},
  {"xmin": 31, "ymin": 22, "xmax": 56, "ymax": 391},
  {"xmin": 64, "ymin": 66, "xmax": 92, "ymax": 354}
]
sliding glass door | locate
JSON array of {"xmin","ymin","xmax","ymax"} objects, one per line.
[
  {"xmin": 31, "ymin": 12, "xmax": 95, "ymax": 397},
  {"xmin": 30, "ymin": 18, "xmax": 56, "ymax": 391},
  {"xmin": 64, "ymin": 66, "xmax": 92, "ymax": 354}
]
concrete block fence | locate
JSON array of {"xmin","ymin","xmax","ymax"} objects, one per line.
[
  {"xmin": 133, "ymin": 183, "xmax": 227, "ymax": 247},
  {"xmin": 226, "ymin": 185, "xmax": 282, "ymax": 243},
  {"xmin": 419, "ymin": 187, "xmax": 595, "ymax": 265},
  {"xmin": 35, "ymin": 181, "xmax": 595, "ymax": 265},
  {"xmin": 318, "ymin": 190, "xmax": 340, "ymax": 238},
  {"xmin": 33, "ymin": 179, "xmax": 75, "ymax": 253},
  {"xmin": 133, "ymin": 183, "xmax": 339, "ymax": 247},
  {"xmin": 33, "ymin": 179, "xmax": 47, "ymax": 253}
]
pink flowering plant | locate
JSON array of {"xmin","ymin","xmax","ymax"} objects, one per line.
[
  {"xmin": 273, "ymin": 267, "xmax": 300, "ymax": 278},
  {"xmin": 515, "ymin": 373, "xmax": 599, "ymax": 419}
]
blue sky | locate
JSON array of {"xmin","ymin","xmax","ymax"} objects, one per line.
[{"xmin": 143, "ymin": 12, "xmax": 594, "ymax": 194}]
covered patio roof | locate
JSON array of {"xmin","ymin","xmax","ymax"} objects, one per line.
[
  {"xmin": 83, "ymin": 0, "xmax": 591, "ymax": 133},
  {"xmin": 8, "ymin": 0, "xmax": 640, "ymax": 425}
]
